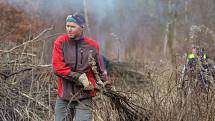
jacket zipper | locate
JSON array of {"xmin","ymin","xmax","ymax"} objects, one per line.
[
  {"xmin": 80, "ymin": 49, "xmax": 83, "ymax": 64},
  {"xmin": 73, "ymin": 42, "xmax": 78, "ymax": 71}
]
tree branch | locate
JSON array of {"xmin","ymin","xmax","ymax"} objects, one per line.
[
  {"xmin": 0, "ymin": 68, "xmax": 32, "ymax": 79},
  {"xmin": 3, "ymin": 26, "xmax": 54, "ymax": 53}
]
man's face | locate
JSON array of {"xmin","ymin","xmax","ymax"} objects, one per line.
[
  {"xmin": 192, "ymin": 47, "xmax": 197, "ymax": 54},
  {"xmin": 66, "ymin": 22, "xmax": 82, "ymax": 39}
]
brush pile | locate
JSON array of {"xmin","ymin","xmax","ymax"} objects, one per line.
[
  {"xmin": 89, "ymin": 51, "xmax": 150, "ymax": 121},
  {"xmin": 0, "ymin": 26, "xmax": 56, "ymax": 120},
  {"xmin": 0, "ymin": 68, "xmax": 56, "ymax": 121},
  {"xmin": 102, "ymin": 89, "xmax": 150, "ymax": 121}
]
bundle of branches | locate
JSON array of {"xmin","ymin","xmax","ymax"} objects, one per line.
[
  {"xmin": 88, "ymin": 51, "xmax": 150, "ymax": 121},
  {"xmin": 102, "ymin": 89, "xmax": 149, "ymax": 121}
]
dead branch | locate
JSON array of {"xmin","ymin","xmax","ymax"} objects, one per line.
[
  {"xmin": 19, "ymin": 91, "xmax": 50, "ymax": 110},
  {"xmin": 0, "ymin": 68, "xmax": 32, "ymax": 79},
  {"xmin": 3, "ymin": 26, "xmax": 53, "ymax": 53}
]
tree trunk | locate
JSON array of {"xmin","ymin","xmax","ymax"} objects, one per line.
[{"xmin": 83, "ymin": 0, "xmax": 91, "ymax": 37}]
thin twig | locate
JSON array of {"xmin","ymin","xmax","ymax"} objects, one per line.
[
  {"xmin": 2, "ymin": 63, "xmax": 52, "ymax": 68},
  {"xmin": 0, "ymin": 50, "xmax": 36, "ymax": 56}
]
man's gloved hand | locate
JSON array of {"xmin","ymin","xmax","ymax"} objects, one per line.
[
  {"xmin": 95, "ymin": 81, "xmax": 112, "ymax": 92},
  {"xmin": 79, "ymin": 73, "xmax": 94, "ymax": 91},
  {"xmin": 103, "ymin": 81, "xmax": 112, "ymax": 91}
]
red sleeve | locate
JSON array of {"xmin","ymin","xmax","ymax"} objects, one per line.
[{"xmin": 52, "ymin": 36, "xmax": 71, "ymax": 76}]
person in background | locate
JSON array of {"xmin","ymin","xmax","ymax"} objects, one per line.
[
  {"xmin": 187, "ymin": 46, "xmax": 207, "ymax": 67},
  {"xmin": 52, "ymin": 13, "xmax": 111, "ymax": 121},
  {"xmin": 101, "ymin": 55, "xmax": 110, "ymax": 75}
]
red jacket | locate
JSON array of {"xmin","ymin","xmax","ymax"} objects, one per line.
[{"xmin": 52, "ymin": 34, "xmax": 106, "ymax": 101}]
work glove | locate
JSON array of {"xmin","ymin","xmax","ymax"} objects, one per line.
[{"xmin": 79, "ymin": 73, "xmax": 94, "ymax": 91}]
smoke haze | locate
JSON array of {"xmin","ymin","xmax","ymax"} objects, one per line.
[{"xmin": 2, "ymin": 0, "xmax": 215, "ymax": 61}]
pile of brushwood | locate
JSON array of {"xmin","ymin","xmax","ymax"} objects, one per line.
[
  {"xmin": 0, "ymin": 27, "xmax": 57, "ymax": 121},
  {"xmin": 0, "ymin": 67, "xmax": 56, "ymax": 121},
  {"xmin": 102, "ymin": 89, "xmax": 150, "ymax": 121}
]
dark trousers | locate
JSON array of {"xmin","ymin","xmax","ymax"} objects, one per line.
[{"xmin": 55, "ymin": 96, "xmax": 93, "ymax": 121}]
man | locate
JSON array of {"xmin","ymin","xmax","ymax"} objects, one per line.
[{"xmin": 52, "ymin": 13, "xmax": 110, "ymax": 121}]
